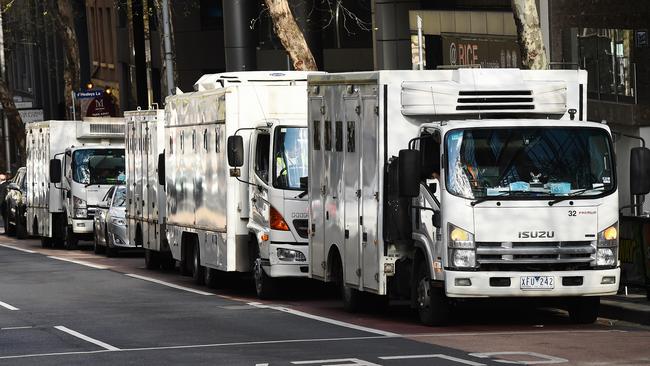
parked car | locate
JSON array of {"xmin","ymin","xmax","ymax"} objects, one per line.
[
  {"xmin": 93, "ymin": 185, "xmax": 131, "ymax": 256},
  {"xmin": 4, "ymin": 167, "xmax": 28, "ymax": 239}
]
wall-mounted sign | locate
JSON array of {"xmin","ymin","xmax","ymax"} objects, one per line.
[
  {"xmin": 75, "ymin": 89, "xmax": 116, "ymax": 119},
  {"xmin": 442, "ymin": 33, "xmax": 520, "ymax": 68},
  {"xmin": 18, "ymin": 109, "xmax": 44, "ymax": 124}
]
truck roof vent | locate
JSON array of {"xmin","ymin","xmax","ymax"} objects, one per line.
[
  {"xmin": 89, "ymin": 123, "xmax": 125, "ymax": 135},
  {"xmin": 456, "ymin": 90, "xmax": 535, "ymax": 111}
]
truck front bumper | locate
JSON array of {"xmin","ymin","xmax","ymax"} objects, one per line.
[
  {"xmin": 445, "ymin": 268, "xmax": 620, "ymax": 298},
  {"xmin": 71, "ymin": 218, "xmax": 94, "ymax": 234},
  {"xmin": 265, "ymin": 243, "xmax": 309, "ymax": 278}
]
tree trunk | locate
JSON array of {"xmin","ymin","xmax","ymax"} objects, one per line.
[
  {"xmin": 0, "ymin": 79, "xmax": 25, "ymax": 167},
  {"xmin": 52, "ymin": 0, "xmax": 81, "ymax": 119},
  {"xmin": 264, "ymin": 0, "xmax": 317, "ymax": 71},
  {"xmin": 511, "ymin": 0, "xmax": 548, "ymax": 70}
]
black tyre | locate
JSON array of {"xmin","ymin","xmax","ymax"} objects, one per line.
[
  {"xmin": 568, "ymin": 296, "xmax": 600, "ymax": 324},
  {"xmin": 93, "ymin": 231, "xmax": 104, "ymax": 254},
  {"xmin": 41, "ymin": 237, "xmax": 53, "ymax": 248},
  {"xmin": 416, "ymin": 265, "xmax": 450, "ymax": 326},
  {"xmin": 144, "ymin": 249, "xmax": 160, "ymax": 270},
  {"xmin": 105, "ymin": 232, "xmax": 118, "ymax": 257},
  {"xmin": 15, "ymin": 212, "xmax": 27, "ymax": 239},
  {"xmin": 160, "ymin": 252, "xmax": 176, "ymax": 271},
  {"xmin": 5, "ymin": 211, "xmax": 16, "ymax": 236},
  {"xmin": 254, "ymin": 258, "xmax": 276, "ymax": 300},
  {"xmin": 204, "ymin": 267, "xmax": 221, "ymax": 289},
  {"xmin": 64, "ymin": 225, "xmax": 78, "ymax": 250},
  {"xmin": 192, "ymin": 243, "xmax": 205, "ymax": 285}
]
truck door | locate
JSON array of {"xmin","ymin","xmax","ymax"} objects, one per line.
[
  {"xmin": 135, "ymin": 120, "xmax": 144, "ymax": 223},
  {"xmin": 308, "ymin": 97, "xmax": 326, "ymax": 279},
  {"xmin": 343, "ymin": 97, "xmax": 361, "ymax": 287},
  {"xmin": 361, "ymin": 95, "xmax": 380, "ymax": 291}
]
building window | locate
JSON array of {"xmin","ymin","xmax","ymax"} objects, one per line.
[
  {"xmin": 200, "ymin": 0, "xmax": 224, "ymax": 30},
  {"xmin": 578, "ymin": 28, "xmax": 635, "ymax": 102}
]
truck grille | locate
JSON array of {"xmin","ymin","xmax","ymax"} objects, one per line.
[
  {"xmin": 293, "ymin": 219, "xmax": 309, "ymax": 239},
  {"xmin": 476, "ymin": 241, "xmax": 596, "ymax": 271}
]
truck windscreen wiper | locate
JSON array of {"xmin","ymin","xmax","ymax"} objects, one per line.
[
  {"xmin": 470, "ymin": 191, "xmax": 511, "ymax": 206},
  {"xmin": 548, "ymin": 188, "xmax": 600, "ymax": 206},
  {"xmin": 471, "ymin": 190, "xmax": 543, "ymax": 206}
]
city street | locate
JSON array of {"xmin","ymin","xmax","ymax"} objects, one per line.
[{"xmin": 1, "ymin": 234, "xmax": 649, "ymax": 366}]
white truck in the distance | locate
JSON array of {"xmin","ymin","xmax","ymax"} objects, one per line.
[
  {"xmin": 306, "ymin": 69, "xmax": 650, "ymax": 325},
  {"xmin": 26, "ymin": 119, "xmax": 126, "ymax": 249}
]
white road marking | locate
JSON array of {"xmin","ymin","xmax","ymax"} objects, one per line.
[
  {"xmin": 0, "ymin": 300, "xmax": 19, "ymax": 310},
  {"xmin": 0, "ymin": 334, "xmax": 388, "ymax": 360},
  {"xmin": 54, "ymin": 326, "xmax": 120, "ymax": 351},
  {"xmin": 470, "ymin": 352, "xmax": 568, "ymax": 365},
  {"xmin": 0, "ymin": 244, "xmax": 36, "ymax": 254},
  {"xmin": 247, "ymin": 302, "xmax": 398, "ymax": 337},
  {"xmin": 1, "ymin": 326, "xmax": 33, "ymax": 330},
  {"xmin": 292, "ymin": 358, "xmax": 381, "ymax": 365},
  {"xmin": 380, "ymin": 354, "xmax": 485, "ymax": 365},
  {"xmin": 48, "ymin": 256, "xmax": 108, "ymax": 270},
  {"xmin": 124, "ymin": 274, "xmax": 214, "ymax": 296}
]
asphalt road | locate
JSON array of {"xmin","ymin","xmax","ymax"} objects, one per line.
[{"xmin": 1, "ymin": 234, "xmax": 650, "ymax": 365}]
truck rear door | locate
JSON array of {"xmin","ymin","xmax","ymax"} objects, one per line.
[{"xmin": 309, "ymin": 97, "xmax": 326, "ymax": 279}]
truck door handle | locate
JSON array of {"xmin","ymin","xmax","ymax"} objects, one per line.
[
  {"xmin": 345, "ymin": 229, "xmax": 349, "ymax": 239},
  {"xmin": 362, "ymin": 232, "xmax": 368, "ymax": 242},
  {"xmin": 326, "ymin": 211, "xmax": 329, "ymax": 220}
]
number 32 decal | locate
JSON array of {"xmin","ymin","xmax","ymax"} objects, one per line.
[{"xmin": 568, "ymin": 210, "xmax": 577, "ymax": 216}]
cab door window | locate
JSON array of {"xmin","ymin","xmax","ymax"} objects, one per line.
[{"xmin": 254, "ymin": 133, "xmax": 270, "ymax": 183}]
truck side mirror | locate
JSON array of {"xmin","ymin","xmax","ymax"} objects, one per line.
[
  {"xmin": 300, "ymin": 176, "xmax": 308, "ymax": 189},
  {"xmin": 157, "ymin": 152, "xmax": 165, "ymax": 186},
  {"xmin": 630, "ymin": 147, "xmax": 650, "ymax": 195},
  {"xmin": 49, "ymin": 159, "xmax": 62, "ymax": 184},
  {"xmin": 398, "ymin": 149, "xmax": 421, "ymax": 197},
  {"xmin": 227, "ymin": 135, "xmax": 244, "ymax": 167},
  {"xmin": 432, "ymin": 210, "xmax": 441, "ymax": 229}
]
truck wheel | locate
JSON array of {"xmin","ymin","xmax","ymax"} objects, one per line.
[
  {"xmin": 416, "ymin": 265, "xmax": 450, "ymax": 326},
  {"xmin": 93, "ymin": 232, "xmax": 105, "ymax": 254},
  {"xmin": 41, "ymin": 237, "xmax": 53, "ymax": 248},
  {"xmin": 64, "ymin": 225, "xmax": 78, "ymax": 250},
  {"xmin": 144, "ymin": 249, "xmax": 160, "ymax": 270},
  {"xmin": 568, "ymin": 296, "xmax": 600, "ymax": 324},
  {"xmin": 5, "ymin": 213, "xmax": 15, "ymax": 236},
  {"xmin": 254, "ymin": 258, "xmax": 276, "ymax": 300},
  {"xmin": 160, "ymin": 252, "xmax": 176, "ymax": 271},
  {"xmin": 204, "ymin": 267, "xmax": 221, "ymax": 289},
  {"xmin": 15, "ymin": 213, "xmax": 27, "ymax": 239},
  {"xmin": 192, "ymin": 243, "xmax": 205, "ymax": 285}
]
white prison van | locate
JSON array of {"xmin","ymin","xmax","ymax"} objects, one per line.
[{"xmin": 307, "ymin": 69, "xmax": 649, "ymax": 325}]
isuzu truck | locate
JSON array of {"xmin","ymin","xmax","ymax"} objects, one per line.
[
  {"xmin": 306, "ymin": 69, "xmax": 650, "ymax": 325},
  {"xmin": 157, "ymin": 71, "xmax": 319, "ymax": 298},
  {"xmin": 26, "ymin": 119, "xmax": 126, "ymax": 249}
]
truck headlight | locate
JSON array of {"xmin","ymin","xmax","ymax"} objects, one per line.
[
  {"xmin": 73, "ymin": 196, "xmax": 87, "ymax": 218},
  {"xmin": 277, "ymin": 248, "xmax": 306, "ymax": 262},
  {"xmin": 448, "ymin": 224, "xmax": 476, "ymax": 268},
  {"xmin": 595, "ymin": 223, "xmax": 618, "ymax": 267}
]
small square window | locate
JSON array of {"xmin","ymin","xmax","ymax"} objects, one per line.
[
  {"xmin": 335, "ymin": 121, "xmax": 343, "ymax": 152},
  {"xmin": 347, "ymin": 121, "xmax": 355, "ymax": 153},
  {"xmin": 324, "ymin": 120, "xmax": 332, "ymax": 151},
  {"xmin": 313, "ymin": 120, "xmax": 321, "ymax": 150}
]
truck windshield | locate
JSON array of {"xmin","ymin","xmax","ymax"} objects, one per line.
[
  {"xmin": 72, "ymin": 149, "xmax": 126, "ymax": 185},
  {"xmin": 445, "ymin": 127, "xmax": 615, "ymax": 200},
  {"xmin": 273, "ymin": 127, "xmax": 308, "ymax": 190}
]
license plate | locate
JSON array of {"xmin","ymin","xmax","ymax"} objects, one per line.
[{"xmin": 520, "ymin": 275, "xmax": 555, "ymax": 290}]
